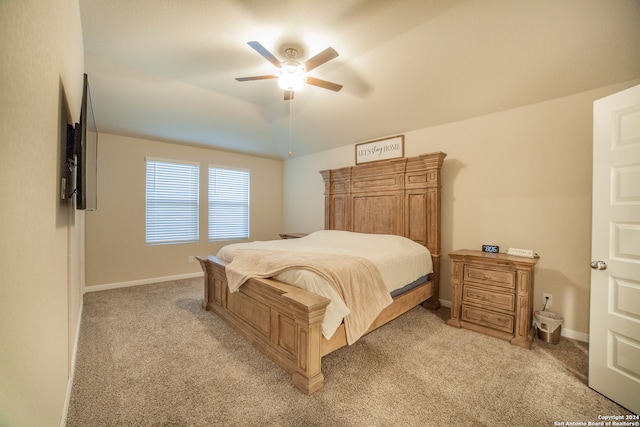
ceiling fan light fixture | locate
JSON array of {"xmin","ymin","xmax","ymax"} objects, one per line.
[
  {"xmin": 278, "ymin": 61, "xmax": 306, "ymax": 91},
  {"xmin": 237, "ymin": 41, "xmax": 341, "ymax": 99}
]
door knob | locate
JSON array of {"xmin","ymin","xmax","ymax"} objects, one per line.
[{"xmin": 590, "ymin": 260, "xmax": 607, "ymax": 270}]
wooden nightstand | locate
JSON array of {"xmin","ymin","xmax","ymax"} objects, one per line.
[
  {"xmin": 448, "ymin": 249, "xmax": 539, "ymax": 349},
  {"xmin": 278, "ymin": 233, "xmax": 308, "ymax": 239}
]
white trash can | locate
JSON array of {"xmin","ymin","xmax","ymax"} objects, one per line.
[{"xmin": 534, "ymin": 310, "xmax": 563, "ymax": 344}]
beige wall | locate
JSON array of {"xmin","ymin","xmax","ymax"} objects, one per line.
[
  {"xmin": 0, "ymin": 0, "xmax": 85, "ymax": 426},
  {"xmin": 0, "ymin": 2, "xmax": 634, "ymax": 424},
  {"xmin": 85, "ymin": 134, "xmax": 283, "ymax": 287},
  {"xmin": 283, "ymin": 79, "xmax": 640, "ymax": 339}
]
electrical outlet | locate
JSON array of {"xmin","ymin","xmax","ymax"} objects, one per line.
[
  {"xmin": 188, "ymin": 256, "xmax": 194, "ymax": 263},
  {"xmin": 543, "ymin": 293, "xmax": 552, "ymax": 308}
]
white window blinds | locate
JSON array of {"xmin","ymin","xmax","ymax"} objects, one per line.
[
  {"xmin": 145, "ymin": 159, "xmax": 199, "ymax": 245},
  {"xmin": 208, "ymin": 167, "xmax": 249, "ymax": 241}
]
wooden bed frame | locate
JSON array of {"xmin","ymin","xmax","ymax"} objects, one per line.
[{"xmin": 197, "ymin": 151, "xmax": 446, "ymax": 394}]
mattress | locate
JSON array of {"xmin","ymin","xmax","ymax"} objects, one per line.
[{"xmin": 216, "ymin": 230, "xmax": 432, "ymax": 339}]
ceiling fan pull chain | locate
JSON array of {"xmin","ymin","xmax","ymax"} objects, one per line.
[{"xmin": 288, "ymin": 96, "xmax": 293, "ymax": 157}]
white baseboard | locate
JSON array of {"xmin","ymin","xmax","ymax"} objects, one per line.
[
  {"xmin": 560, "ymin": 328, "xmax": 589, "ymax": 342},
  {"xmin": 60, "ymin": 297, "xmax": 83, "ymax": 427},
  {"xmin": 84, "ymin": 272, "xmax": 204, "ymax": 293},
  {"xmin": 437, "ymin": 299, "xmax": 588, "ymax": 342}
]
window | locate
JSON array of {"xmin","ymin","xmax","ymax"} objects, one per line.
[
  {"xmin": 145, "ymin": 159, "xmax": 199, "ymax": 245},
  {"xmin": 208, "ymin": 167, "xmax": 250, "ymax": 241}
]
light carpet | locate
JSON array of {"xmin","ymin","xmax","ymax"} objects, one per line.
[{"xmin": 66, "ymin": 278, "xmax": 632, "ymax": 426}]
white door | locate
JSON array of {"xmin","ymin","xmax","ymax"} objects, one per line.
[{"xmin": 589, "ymin": 84, "xmax": 640, "ymax": 414}]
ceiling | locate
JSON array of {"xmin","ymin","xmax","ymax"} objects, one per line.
[{"xmin": 79, "ymin": 0, "xmax": 640, "ymax": 160}]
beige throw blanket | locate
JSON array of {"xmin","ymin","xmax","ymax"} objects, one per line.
[{"xmin": 226, "ymin": 249, "xmax": 393, "ymax": 344}]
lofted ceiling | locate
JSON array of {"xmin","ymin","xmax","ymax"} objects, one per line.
[{"xmin": 80, "ymin": 0, "xmax": 640, "ymax": 160}]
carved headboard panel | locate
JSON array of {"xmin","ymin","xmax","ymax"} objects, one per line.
[{"xmin": 319, "ymin": 152, "xmax": 446, "ymax": 286}]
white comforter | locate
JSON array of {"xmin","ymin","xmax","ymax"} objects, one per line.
[{"xmin": 216, "ymin": 230, "xmax": 432, "ymax": 340}]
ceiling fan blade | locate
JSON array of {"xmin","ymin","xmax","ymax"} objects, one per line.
[
  {"xmin": 305, "ymin": 77, "xmax": 343, "ymax": 92},
  {"xmin": 235, "ymin": 75, "xmax": 277, "ymax": 81},
  {"xmin": 247, "ymin": 41, "xmax": 282, "ymax": 68},
  {"xmin": 284, "ymin": 90, "xmax": 294, "ymax": 101},
  {"xmin": 303, "ymin": 47, "xmax": 338, "ymax": 72}
]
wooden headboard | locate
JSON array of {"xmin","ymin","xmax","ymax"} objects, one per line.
[{"xmin": 319, "ymin": 152, "xmax": 447, "ymax": 290}]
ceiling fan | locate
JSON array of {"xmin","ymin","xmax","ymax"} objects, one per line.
[{"xmin": 236, "ymin": 41, "xmax": 343, "ymax": 100}]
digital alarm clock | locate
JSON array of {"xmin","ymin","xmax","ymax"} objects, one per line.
[{"xmin": 482, "ymin": 245, "xmax": 499, "ymax": 253}]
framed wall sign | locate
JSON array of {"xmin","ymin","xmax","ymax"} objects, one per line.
[{"xmin": 355, "ymin": 135, "xmax": 404, "ymax": 165}]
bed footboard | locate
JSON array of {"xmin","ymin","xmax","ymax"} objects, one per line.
[{"xmin": 197, "ymin": 256, "xmax": 330, "ymax": 394}]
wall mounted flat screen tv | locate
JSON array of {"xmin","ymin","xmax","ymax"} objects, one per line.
[{"xmin": 69, "ymin": 73, "xmax": 98, "ymax": 210}]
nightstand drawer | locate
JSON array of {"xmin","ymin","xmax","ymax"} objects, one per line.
[
  {"xmin": 461, "ymin": 305, "xmax": 514, "ymax": 334},
  {"xmin": 462, "ymin": 285, "xmax": 515, "ymax": 312},
  {"xmin": 464, "ymin": 266, "xmax": 515, "ymax": 289}
]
